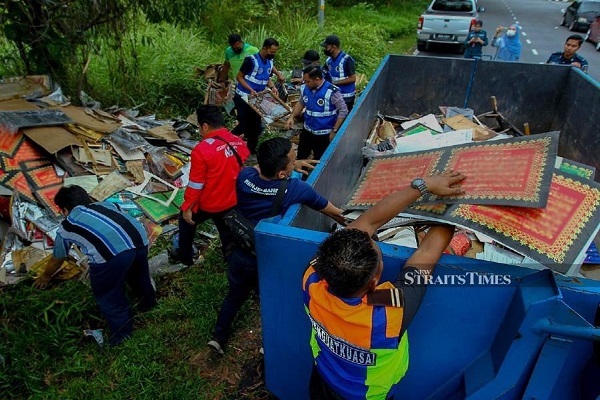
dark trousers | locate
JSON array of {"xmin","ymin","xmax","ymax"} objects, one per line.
[
  {"xmin": 297, "ymin": 129, "xmax": 331, "ymax": 160},
  {"xmin": 344, "ymin": 96, "xmax": 355, "ymax": 113},
  {"xmin": 89, "ymin": 246, "xmax": 156, "ymax": 345},
  {"xmin": 178, "ymin": 208, "xmax": 233, "ymax": 265},
  {"xmin": 213, "ymin": 246, "xmax": 258, "ymax": 345},
  {"xmin": 232, "ymin": 94, "xmax": 262, "ymax": 154}
]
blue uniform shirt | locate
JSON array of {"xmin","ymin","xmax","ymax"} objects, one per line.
[
  {"xmin": 464, "ymin": 30, "xmax": 489, "ymax": 59},
  {"xmin": 546, "ymin": 51, "xmax": 589, "ymax": 73},
  {"xmin": 236, "ymin": 167, "xmax": 328, "ymax": 224}
]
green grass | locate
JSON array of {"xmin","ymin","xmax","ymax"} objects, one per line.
[{"xmin": 0, "ymin": 243, "xmax": 264, "ymax": 399}]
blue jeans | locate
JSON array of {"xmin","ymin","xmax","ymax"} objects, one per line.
[
  {"xmin": 89, "ymin": 246, "xmax": 156, "ymax": 345},
  {"xmin": 213, "ymin": 246, "xmax": 258, "ymax": 345}
]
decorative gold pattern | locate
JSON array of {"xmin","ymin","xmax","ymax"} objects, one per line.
[
  {"xmin": 440, "ymin": 136, "xmax": 552, "ymax": 203},
  {"xmin": 451, "ymin": 174, "xmax": 600, "ymax": 263},
  {"xmin": 345, "ymin": 150, "xmax": 444, "ymax": 209}
]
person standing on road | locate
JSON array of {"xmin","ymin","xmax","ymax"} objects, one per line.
[
  {"xmin": 321, "ymin": 35, "xmax": 357, "ymax": 112},
  {"xmin": 491, "ymin": 24, "xmax": 522, "ymax": 62},
  {"xmin": 464, "ymin": 20, "xmax": 488, "ymax": 59},
  {"xmin": 546, "ymin": 34, "xmax": 589, "ymax": 73}
]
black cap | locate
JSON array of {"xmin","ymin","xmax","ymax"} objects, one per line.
[
  {"xmin": 320, "ymin": 35, "xmax": 340, "ymax": 47},
  {"xmin": 474, "ymin": 20, "xmax": 483, "ymax": 27},
  {"xmin": 301, "ymin": 50, "xmax": 320, "ymax": 64}
]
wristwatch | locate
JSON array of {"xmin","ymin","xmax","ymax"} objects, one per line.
[{"xmin": 411, "ymin": 178, "xmax": 428, "ymax": 196}]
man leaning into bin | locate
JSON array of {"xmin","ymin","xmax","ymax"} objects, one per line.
[{"xmin": 302, "ymin": 170, "xmax": 466, "ymax": 399}]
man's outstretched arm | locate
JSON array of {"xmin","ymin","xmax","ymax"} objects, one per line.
[
  {"xmin": 348, "ymin": 171, "xmax": 466, "ymax": 237},
  {"xmin": 406, "ymin": 225, "xmax": 455, "ymax": 272}
]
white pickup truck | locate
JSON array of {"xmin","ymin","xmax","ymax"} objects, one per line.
[{"xmin": 417, "ymin": 0, "xmax": 485, "ymax": 52}]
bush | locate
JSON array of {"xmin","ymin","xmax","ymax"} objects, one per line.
[
  {"xmin": 86, "ymin": 21, "xmax": 221, "ymax": 117},
  {"xmin": 0, "ymin": 37, "xmax": 25, "ymax": 77}
]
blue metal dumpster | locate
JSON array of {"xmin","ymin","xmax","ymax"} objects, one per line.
[{"xmin": 255, "ymin": 55, "xmax": 600, "ymax": 400}]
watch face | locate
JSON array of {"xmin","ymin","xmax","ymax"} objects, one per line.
[{"xmin": 412, "ymin": 178, "xmax": 425, "ymax": 187}]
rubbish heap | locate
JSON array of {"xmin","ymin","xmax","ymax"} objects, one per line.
[{"xmin": 0, "ymin": 75, "xmax": 206, "ymax": 286}]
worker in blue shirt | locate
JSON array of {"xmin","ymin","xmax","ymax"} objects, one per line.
[
  {"xmin": 464, "ymin": 20, "xmax": 489, "ymax": 59},
  {"xmin": 547, "ymin": 34, "xmax": 589, "ymax": 73}
]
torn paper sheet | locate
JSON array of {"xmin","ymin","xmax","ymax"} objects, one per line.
[
  {"xmin": 401, "ymin": 114, "xmax": 443, "ymax": 133},
  {"xmin": 394, "ymin": 128, "xmax": 473, "ymax": 154},
  {"xmin": 64, "ymin": 175, "xmax": 99, "ymax": 193},
  {"xmin": 107, "ymin": 138, "xmax": 145, "ymax": 161},
  {"xmin": 148, "ymin": 125, "xmax": 180, "ymax": 143},
  {"xmin": 90, "ymin": 170, "xmax": 132, "ymax": 201}
]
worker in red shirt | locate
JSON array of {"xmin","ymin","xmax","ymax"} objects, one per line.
[{"xmin": 172, "ymin": 105, "xmax": 250, "ymax": 265}]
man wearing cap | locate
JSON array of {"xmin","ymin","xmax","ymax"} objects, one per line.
[
  {"xmin": 464, "ymin": 20, "xmax": 488, "ymax": 59},
  {"xmin": 321, "ymin": 35, "xmax": 357, "ymax": 112},
  {"xmin": 233, "ymin": 37, "xmax": 285, "ymax": 154},
  {"xmin": 285, "ymin": 65, "xmax": 348, "ymax": 160},
  {"xmin": 220, "ymin": 34, "xmax": 259, "ymax": 82},
  {"xmin": 292, "ymin": 50, "xmax": 321, "ymax": 85}
]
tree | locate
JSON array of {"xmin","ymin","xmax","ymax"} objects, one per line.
[{"xmin": 0, "ymin": 0, "xmax": 135, "ymax": 97}]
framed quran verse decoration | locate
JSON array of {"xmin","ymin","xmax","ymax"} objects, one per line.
[
  {"xmin": 426, "ymin": 132, "xmax": 558, "ymax": 207},
  {"xmin": 344, "ymin": 150, "xmax": 445, "ymax": 210},
  {"xmin": 344, "ymin": 132, "xmax": 558, "ymax": 210},
  {"xmin": 448, "ymin": 171, "xmax": 600, "ymax": 273}
]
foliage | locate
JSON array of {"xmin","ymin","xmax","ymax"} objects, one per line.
[
  {"xmin": 86, "ymin": 21, "xmax": 220, "ymax": 117},
  {"xmin": 0, "ymin": 0, "xmax": 135, "ymax": 96},
  {"xmin": 0, "ymin": 36, "xmax": 24, "ymax": 77}
]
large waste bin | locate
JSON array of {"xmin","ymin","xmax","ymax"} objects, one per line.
[{"xmin": 256, "ymin": 55, "xmax": 600, "ymax": 400}]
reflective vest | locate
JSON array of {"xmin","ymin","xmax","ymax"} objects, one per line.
[
  {"xmin": 302, "ymin": 81, "xmax": 339, "ymax": 135},
  {"xmin": 325, "ymin": 51, "xmax": 356, "ymax": 99},
  {"xmin": 235, "ymin": 53, "xmax": 273, "ymax": 96},
  {"xmin": 302, "ymin": 262, "xmax": 410, "ymax": 400}
]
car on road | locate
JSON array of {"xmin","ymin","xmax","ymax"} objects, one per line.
[
  {"xmin": 585, "ymin": 15, "xmax": 600, "ymax": 50},
  {"xmin": 417, "ymin": 0, "xmax": 485, "ymax": 53},
  {"xmin": 560, "ymin": 0, "xmax": 600, "ymax": 32}
]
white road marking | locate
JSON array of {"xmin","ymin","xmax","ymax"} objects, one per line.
[
  {"xmin": 522, "ymin": 32, "xmax": 527, "ymax": 36},
  {"xmin": 526, "ymin": 39, "xmax": 532, "ymax": 44},
  {"xmin": 532, "ymin": 49, "xmax": 539, "ymax": 55}
]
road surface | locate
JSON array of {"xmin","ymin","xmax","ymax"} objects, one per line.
[{"xmin": 417, "ymin": 0, "xmax": 600, "ymax": 82}]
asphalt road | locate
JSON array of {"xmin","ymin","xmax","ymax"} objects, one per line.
[{"xmin": 416, "ymin": 0, "xmax": 600, "ymax": 82}]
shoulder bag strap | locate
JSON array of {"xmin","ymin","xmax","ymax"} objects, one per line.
[
  {"xmin": 269, "ymin": 179, "xmax": 290, "ymax": 217},
  {"xmin": 213, "ymin": 135, "xmax": 243, "ymax": 168}
]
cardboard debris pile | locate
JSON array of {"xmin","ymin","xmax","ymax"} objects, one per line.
[
  {"xmin": 0, "ymin": 76, "xmax": 204, "ymax": 287},
  {"xmin": 344, "ymin": 103, "xmax": 600, "ymax": 279}
]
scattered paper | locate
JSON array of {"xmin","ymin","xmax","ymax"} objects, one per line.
[{"xmin": 401, "ymin": 114, "xmax": 443, "ymax": 133}]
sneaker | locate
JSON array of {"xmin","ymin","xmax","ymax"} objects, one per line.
[{"xmin": 207, "ymin": 340, "xmax": 225, "ymax": 355}]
